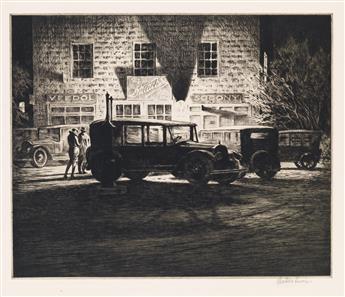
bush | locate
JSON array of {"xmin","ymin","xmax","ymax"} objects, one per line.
[{"xmin": 320, "ymin": 134, "xmax": 331, "ymax": 167}]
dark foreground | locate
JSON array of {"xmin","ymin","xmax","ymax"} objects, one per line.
[{"xmin": 13, "ymin": 163, "xmax": 331, "ymax": 277}]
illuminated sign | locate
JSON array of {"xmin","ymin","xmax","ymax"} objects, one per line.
[
  {"xmin": 190, "ymin": 93, "xmax": 243, "ymax": 104},
  {"xmin": 46, "ymin": 94, "xmax": 97, "ymax": 103},
  {"xmin": 127, "ymin": 76, "xmax": 172, "ymax": 101}
]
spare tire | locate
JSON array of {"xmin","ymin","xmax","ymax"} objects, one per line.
[{"xmin": 183, "ymin": 152, "xmax": 214, "ymax": 185}]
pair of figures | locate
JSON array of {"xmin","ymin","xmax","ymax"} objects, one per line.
[{"xmin": 64, "ymin": 127, "xmax": 90, "ymax": 179}]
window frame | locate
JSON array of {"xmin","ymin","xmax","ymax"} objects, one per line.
[
  {"xmin": 48, "ymin": 104, "xmax": 95, "ymax": 125},
  {"xmin": 71, "ymin": 43, "xmax": 94, "ymax": 79},
  {"xmin": 132, "ymin": 42, "xmax": 157, "ymax": 76},
  {"xmin": 197, "ymin": 41, "xmax": 219, "ymax": 78}
]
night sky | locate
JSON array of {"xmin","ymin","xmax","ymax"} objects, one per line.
[{"xmin": 12, "ymin": 15, "xmax": 331, "ymax": 75}]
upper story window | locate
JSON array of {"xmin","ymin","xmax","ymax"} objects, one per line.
[
  {"xmin": 198, "ymin": 42, "xmax": 218, "ymax": 77},
  {"xmin": 133, "ymin": 43, "xmax": 156, "ymax": 76},
  {"xmin": 72, "ymin": 44, "xmax": 93, "ymax": 78}
]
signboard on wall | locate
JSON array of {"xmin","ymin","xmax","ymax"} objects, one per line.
[
  {"xmin": 46, "ymin": 94, "xmax": 97, "ymax": 103},
  {"xmin": 190, "ymin": 93, "xmax": 243, "ymax": 104},
  {"xmin": 127, "ymin": 76, "xmax": 172, "ymax": 102}
]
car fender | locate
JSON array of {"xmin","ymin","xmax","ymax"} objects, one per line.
[
  {"xmin": 31, "ymin": 145, "xmax": 52, "ymax": 160},
  {"xmin": 175, "ymin": 149, "xmax": 216, "ymax": 173}
]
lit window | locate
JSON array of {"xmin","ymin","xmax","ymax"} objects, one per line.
[
  {"xmin": 147, "ymin": 104, "xmax": 171, "ymax": 120},
  {"xmin": 50, "ymin": 105, "xmax": 95, "ymax": 125},
  {"xmin": 198, "ymin": 42, "xmax": 218, "ymax": 76},
  {"xmin": 115, "ymin": 104, "xmax": 141, "ymax": 118},
  {"xmin": 72, "ymin": 44, "xmax": 93, "ymax": 78},
  {"xmin": 133, "ymin": 43, "xmax": 156, "ymax": 76}
]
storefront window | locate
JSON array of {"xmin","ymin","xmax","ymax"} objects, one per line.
[
  {"xmin": 72, "ymin": 44, "xmax": 93, "ymax": 78},
  {"xmin": 147, "ymin": 104, "xmax": 171, "ymax": 120},
  {"xmin": 204, "ymin": 115, "xmax": 217, "ymax": 129},
  {"xmin": 133, "ymin": 43, "xmax": 156, "ymax": 76},
  {"xmin": 49, "ymin": 105, "xmax": 95, "ymax": 125},
  {"xmin": 198, "ymin": 42, "xmax": 218, "ymax": 76},
  {"xmin": 115, "ymin": 104, "xmax": 141, "ymax": 118}
]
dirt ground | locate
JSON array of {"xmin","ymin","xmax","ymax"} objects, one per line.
[{"xmin": 12, "ymin": 162, "xmax": 331, "ymax": 277}]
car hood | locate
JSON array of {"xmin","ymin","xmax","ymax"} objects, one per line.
[{"xmin": 177, "ymin": 140, "xmax": 218, "ymax": 150}]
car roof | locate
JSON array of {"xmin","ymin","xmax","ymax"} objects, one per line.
[
  {"xmin": 279, "ymin": 129, "xmax": 322, "ymax": 134},
  {"xmin": 199, "ymin": 125, "xmax": 275, "ymax": 131},
  {"xmin": 92, "ymin": 118, "xmax": 196, "ymax": 127}
]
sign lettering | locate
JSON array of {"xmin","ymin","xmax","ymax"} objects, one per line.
[
  {"xmin": 47, "ymin": 94, "xmax": 97, "ymax": 103},
  {"xmin": 190, "ymin": 93, "xmax": 243, "ymax": 104}
]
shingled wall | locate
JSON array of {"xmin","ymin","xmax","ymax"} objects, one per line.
[{"xmin": 32, "ymin": 15, "xmax": 260, "ymax": 126}]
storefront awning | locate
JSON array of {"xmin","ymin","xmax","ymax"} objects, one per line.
[{"xmin": 201, "ymin": 105, "xmax": 237, "ymax": 116}]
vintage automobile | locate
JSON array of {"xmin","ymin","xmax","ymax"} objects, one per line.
[
  {"xmin": 14, "ymin": 124, "xmax": 88, "ymax": 168},
  {"xmin": 279, "ymin": 129, "xmax": 322, "ymax": 169},
  {"xmin": 86, "ymin": 95, "xmax": 246, "ymax": 185},
  {"xmin": 199, "ymin": 126, "xmax": 281, "ymax": 179}
]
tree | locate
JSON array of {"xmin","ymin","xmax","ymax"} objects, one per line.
[
  {"xmin": 250, "ymin": 37, "xmax": 331, "ymax": 134},
  {"xmin": 12, "ymin": 62, "xmax": 32, "ymax": 127}
]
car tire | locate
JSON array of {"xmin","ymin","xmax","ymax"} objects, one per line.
[
  {"xmin": 91, "ymin": 152, "xmax": 122, "ymax": 186},
  {"xmin": 299, "ymin": 153, "xmax": 318, "ymax": 170},
  {"xmin": 251, "ymin": 150, "xmax": 278, "ymax": 180},
  {"xmin": 124, "ymin": 171, "xmax": 149, "ymax": 181},
  {"xmin": 31, "ymin": 147, "xmax": 48, "ymax": 168},
  {"xmin": 183, "ymin": 153, "xmax": 214, "ymax": 185}
]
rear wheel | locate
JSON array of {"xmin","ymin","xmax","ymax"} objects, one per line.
[
  {"xmin": 31, "ymin": 147, "xmax": 48, "ymax": 168},
  {"xmin": 251, "ymin": 151, "xmax": 278, "ymax": 180},
  {"xmin": 299, "ymin": 153, "xmax": 318, "ymax": 170},
  {"xmin": 91, "ymin": 152, "xmax": 122, "ymax": 186},
  {"xmin": 183, "ymin": 153, "xmax": 214, "ymax": 185}
]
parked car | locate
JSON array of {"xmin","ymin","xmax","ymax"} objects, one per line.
[
  {"xmin": 199, "ymin": 126, "xmax": 281, "ymax": 179},
  {"xmin": 86, "ymin": 96, "xmax": 246, "ymax": 186},
  {"xmin": 279, "ymin": 129, "xmax": 322, "ymax": 170},
  {"xmin": 14, "ymin": 124, "xmax": 88, "ymax": 168}
]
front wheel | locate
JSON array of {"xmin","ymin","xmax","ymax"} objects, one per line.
[
  {"xmin": 183, "ymin": 153, "xmax": 214, "ymax": 185},
  {"xmin": 299, "ymin": 153, "xmax": 318, "ymax": 170},
  {"xmin": 251, "ymin": 151, "xmax": 278, "ymax": 180},
  {"xmin": 31, "ymin": 147, "xmax": 48, "ymax": 168}
]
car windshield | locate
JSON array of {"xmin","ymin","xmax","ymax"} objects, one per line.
[{"xmin": 168, "ymin": 126, "xmax": 193, "ymax": 143}]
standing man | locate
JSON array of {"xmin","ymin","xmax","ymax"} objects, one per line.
[
  {"xmin": 64, "ymin": 128, "xmax": 80, "ymax": 179},
  {"xmin": 78, "ymin": 127, "xmax": 90, "ymax": 174}
]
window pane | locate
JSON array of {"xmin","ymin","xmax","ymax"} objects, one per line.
[
  {"xmin": 148, "ymin": 105, "xmax": 155, "ymax": 115},
  {"xmin": 66, "ymin": 106, "xmax": 80, "ymax": 112},
  {"xmin": 134, "ymin": 43, "xmax": 140, "ymax": 51},
  {"xmin": 165, "ymin": 105, "xmax": 172, "ymax": 114},
  {"xmin": 156, "ymin": 105, "xmax": 164, "ymax": 115},
  {"xmin": 116, "ymin": 105, "xmax": 124, "ymax": 116},
  {"xmin": 125, "ymin": 126, "xmax": 142, "ymax": 144},
  {"xmin": 148, "ymin": 126, "xmax": 163, "ymax": 143},
  {"xmin": 66, "ymin": 116, "xmax": 80, "ymax": 124},
  {"xmin": 81, "ymin": 116, "xmax": 94, "ymax": 124},
  {"xmin": 133, "ymin": 105, "xmax": 141, "ymax": 115},
  {"xmin": 81, "ymin": 106, "xmax": 94, "ymax": 112},
  {"xmin": 124, "ymin": 105, "xmax": 132, "ymax": 116},
  {"xmin": 51, "ymin": 107, "xmax": 65, "ymax": 113},
  {"xmin": 72, "ymin": 44, "xmax": 93, "ymax": 78},
  {"xmin": 51, "ymin": 116, "xmax": 65, "ymax": 125}
]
